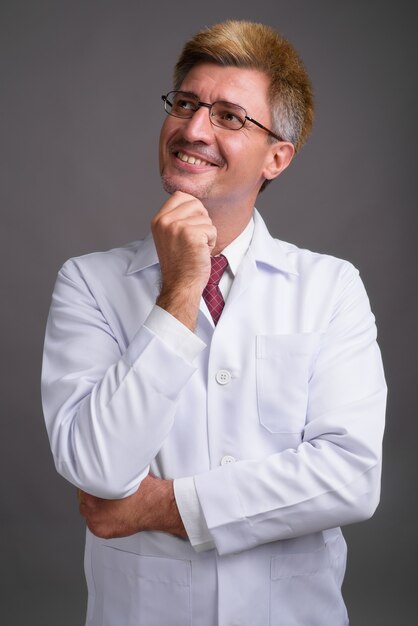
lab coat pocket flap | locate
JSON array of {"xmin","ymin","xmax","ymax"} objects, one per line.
[
  {"xmin": 102, "ymin": 547, "xmax": 191, "ymax": 586},
  {"xmin": 271, "ymin": 547, "xmax": 329, "ymax": 580}
]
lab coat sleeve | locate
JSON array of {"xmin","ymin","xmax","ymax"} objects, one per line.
[
  {"xmin": 194, "ymin": 263, "xmax": 387, "ymax": 555},
  {"xmin": 41, "ymin": 259, "xmax": 205, "ymax": 498}
]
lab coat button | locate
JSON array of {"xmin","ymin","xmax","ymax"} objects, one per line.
[
  {"xmin": 216, "ymin": 369, "xmax": 231, "ymax": 385},
  {"xmin": 221, "ymin": 455, "xmax": 236, "ymax": 466}
]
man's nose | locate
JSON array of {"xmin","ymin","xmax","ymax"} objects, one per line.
[{"xmin": 181, "ymin": 106, "xmax": 215, "ymax": 143}]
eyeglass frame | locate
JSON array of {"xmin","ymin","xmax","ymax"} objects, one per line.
[{"xmin": 161, "ymin": 91, "xmax": 283, "ymax": 142}]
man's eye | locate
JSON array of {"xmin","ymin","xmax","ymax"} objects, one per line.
[
  {"xmin": 175, "ymin": 98, "xmax": 195, "ymax": 110},
  {"xmin": 216, "ymin": 109, "xmax": 244, "ymax": 125}
]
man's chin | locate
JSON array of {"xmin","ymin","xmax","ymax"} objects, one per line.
[{"xmin": 161, "ymin": 174, "xmax": 210, "ymax": 199}]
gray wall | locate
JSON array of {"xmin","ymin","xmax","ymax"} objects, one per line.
[{"xmin": 1, "ymin": 1, "xmax": 416, "ymax": 624}]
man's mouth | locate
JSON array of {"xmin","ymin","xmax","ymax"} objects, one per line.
[{"xmin": 176, "ymin": 151, "xmax": 217, "ymax": 167}]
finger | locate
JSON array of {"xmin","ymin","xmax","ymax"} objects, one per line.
[
  {"xmin": 79, "ymin": 497, "xmax": 99, "ymax": 520},
  {"xmin": 164, "ymin": 214, "xmax": 214, "ymax": 231},
  {"xmin": 153, "ymin": 206, "xmax": 214, "ymax": 242},
  {"xmin": 170, "ymin": 190, "xmax": 202, "ymax": 206},
  {"xmin": 163, "ymin": 222, "xmax": 217, "ymax": 248},
  {"xmin": 207, "ymin": 227, "xmax": 217, "ymax": 249},
  {"xmin": 156, "ymin": 204, "xmax": 208, "ymax": 228},
  {"xmin": 78, "ymin": 490, "xmax": 102, "ymax": 511},
  {"xmin": 155, "ymin": 193, "xmax": 208, "ymax": 220},
  {"xmin": 152, "ymin": 216, "xmax": 213, "ymax": 254}
]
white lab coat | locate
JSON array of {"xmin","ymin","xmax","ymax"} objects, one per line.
[{"xmin": 42, "ymin": 210, "xmax": 386, "ymax": 626}]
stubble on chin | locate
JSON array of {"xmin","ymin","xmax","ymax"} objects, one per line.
[
  {"xmin": 161, "ymin": 173, "xmax": 212, "ymax": 200},
  {"xmin": 161, "ymin": 174, "xmax": 181, "ymax": 196}
]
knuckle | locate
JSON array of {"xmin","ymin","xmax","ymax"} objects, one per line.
[
  {"xmin": 87, "ymin": 520, "xmax": 107, "ymax": 539},
  {"xmin": 151, "ymin": 214, "xmax": 164, "ymax": 230}
]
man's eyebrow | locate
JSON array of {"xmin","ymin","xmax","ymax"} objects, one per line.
[
  {"xmin": 180, "ymin": 90, "xmax": 241, "ymax": 107},
  {"xmin": 178, "ymin": 90, "xmax": 198, "ymax": 97}
]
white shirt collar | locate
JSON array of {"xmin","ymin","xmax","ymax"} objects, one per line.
[{"xmin": 218, "ymin": 217, "xmax": 255, "ymax": 277}]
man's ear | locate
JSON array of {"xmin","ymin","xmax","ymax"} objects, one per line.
[{"xmin": 263, "ymin": 142, "xmax": 295, "ymax": 181}]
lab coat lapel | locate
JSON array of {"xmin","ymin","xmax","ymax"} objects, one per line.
[
  {"xmin": 223, "ymin": 209, "xmax": 298, "ymax": 310},
  {"xmin": 126, "ymin": 233, "xmax": 159, "ymax": 274}
]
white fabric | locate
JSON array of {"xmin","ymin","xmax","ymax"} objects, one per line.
[
  {"xmin": 41, "ymin": 210, "xmax": 386, "ymax": 626},
  {"xmin": 174, "ymin": 217, "xmax": 254, "ymax": 549},
  {"xmin": 145, "ymin": 305, "xmax": 206, "ymax": 363},
  {"xmin": 218, "ymin": 216, "xmax": 254, "ymax": 300},
  {"xmin": 173, "ymin": 476, "xmax": 214, "ymax": 551}
]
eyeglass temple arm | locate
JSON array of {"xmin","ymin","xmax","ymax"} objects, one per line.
[{"xmin": 245, "ymin": 115, "xmax": 283, "ymax": 142}]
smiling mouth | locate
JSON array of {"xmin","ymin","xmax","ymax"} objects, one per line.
[{"xmin": 176, "ymin": 151, "xmax": 217, "ymax": 167}]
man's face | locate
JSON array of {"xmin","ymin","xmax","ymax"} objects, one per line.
[{"xmin": 159, "ymin": 63, "xmax": 277, "ymax": 214}]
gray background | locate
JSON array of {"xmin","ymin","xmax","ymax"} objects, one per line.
[{"xmin": 1, "ymin": 1, "xmax": 417, "ymax": 624}]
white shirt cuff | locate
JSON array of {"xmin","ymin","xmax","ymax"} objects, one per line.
[
  {"xmin": 143, "ymin": 305, "xmax": 206, "ymax": 363},
  {"xmin": 174, "ymin": 477, "xmax": 215, "ymax": 552}
]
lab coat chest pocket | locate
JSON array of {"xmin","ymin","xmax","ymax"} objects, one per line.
[
  {"xmin": 101, "ymin": 547, "xmax": 192, "ymax": 626},
  {"xmin": 256, "ymin": 333, "xmax": 321, "ymax": 434}
]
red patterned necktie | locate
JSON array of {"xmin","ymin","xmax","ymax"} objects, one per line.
[{"xmin": 202, "ymin": 254, "xmax": 228, "ymax": 325}]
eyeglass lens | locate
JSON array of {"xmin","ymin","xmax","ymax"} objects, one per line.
[{"xmin": 164, "ymin": 91, "xmax": 246, "ymax": 130}]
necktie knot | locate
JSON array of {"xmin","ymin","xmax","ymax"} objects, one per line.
[
  {"xmin": 207, "ymin": 254, "xmax": 228, "ymax": 286},
  {"xmin": 203, "ymin": 254, "xmax": 228, "ymax": 325}
]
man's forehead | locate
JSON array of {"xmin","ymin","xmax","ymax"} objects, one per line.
[{"xmin": 179, "ymin": 63, "xmax": 270, "ymax": 104}]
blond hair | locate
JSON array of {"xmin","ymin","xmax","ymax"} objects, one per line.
[{"xmin": 174, "ymin": 21, "xmax": 314, "ymax": 154}]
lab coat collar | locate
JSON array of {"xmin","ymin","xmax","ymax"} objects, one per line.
[
  {"xmin": 126, "ymin": 208, "xmax": 298, "ymax": 276},
  {"xmin": 126, "ymin": 233, "xmax": 159, "ymax": 274},
  {"xmin": 250, "ymin": 209, "xmax": 298, "ymax": 276}
]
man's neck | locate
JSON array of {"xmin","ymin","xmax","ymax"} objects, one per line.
[{"xmin": 208, "ymin": 205, "xmax": 255, "ymax": 256}]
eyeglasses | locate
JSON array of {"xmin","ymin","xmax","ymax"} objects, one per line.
[{"xmin": 161, "ymin": 90, "xmax": 283, "ymax": 142}]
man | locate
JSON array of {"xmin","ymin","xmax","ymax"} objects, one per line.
[{"xmin": 42, "ymin": 20, "xmax": 386, "ymax": 626}]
